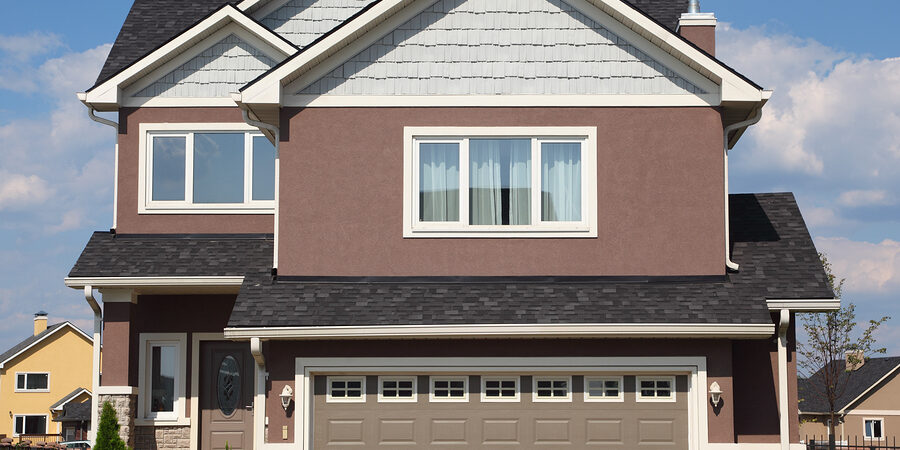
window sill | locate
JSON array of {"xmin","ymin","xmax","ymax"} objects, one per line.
[
  {"xmin": 134, "ymin": 417, "xmax": 191, "ymax": 426},
  {"xmin": 404, "ymin": 228, "xmax": 597, "ymax": 238},
  {"xmin": 14, "ymin": 389, "xmax": 50, "ymax": 393},
  {"xmin": 139, "ymin": 207, "xmax": 274, "ymax": 215}
]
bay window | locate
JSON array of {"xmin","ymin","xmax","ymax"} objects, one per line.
[
  {"xmin": 405, "ymin": 127, "xmax": 596, "ymax": 237},
  {"xmin": 139, "ymin": 123, "xmax": 275, "ymax": 213}
]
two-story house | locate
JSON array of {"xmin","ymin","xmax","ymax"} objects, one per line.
[
  {"xmin": 0, "ymin": 313, "xmax": 94, "ymax": 440},
  {"xmin": 66, "ymin": 0, "xmax": 838, "ymax": 449}
]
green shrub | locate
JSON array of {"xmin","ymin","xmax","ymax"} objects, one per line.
[{"xmin": 94, "ymin": 401, "xmax": 129, "ymax": 450}]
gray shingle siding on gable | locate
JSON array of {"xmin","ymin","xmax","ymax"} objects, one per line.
[
  {"xmin": 133, "ymin": 34, "xmax": 279, "ymax": 98},
  {"xmin": 298, "ymin": 0, "xmax": 706, "ymax": 96},
  {"xmin": 261, "ymin": 0, "xmax": 373, "ymax": 48}
]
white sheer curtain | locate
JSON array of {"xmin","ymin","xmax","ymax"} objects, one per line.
[
  {"xmin": 419, "ymin": 143, "xmax": 459, "ymax": 222},
  {"xmin": 470, "ymin": 139, "xmax": 530, "ymax": 225},
  {"xmin": 541, "ymin": 142, "xmax": 581, "ymax": 221}
]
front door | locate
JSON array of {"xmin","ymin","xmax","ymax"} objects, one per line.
[{"xmin": 200, "ymin": 341, "xmax": 254, "ymax": 450}]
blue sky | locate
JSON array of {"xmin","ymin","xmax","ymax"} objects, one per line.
[{"xmin": 1, "ymin": 1, "xmax": 898, "ymax": 354}]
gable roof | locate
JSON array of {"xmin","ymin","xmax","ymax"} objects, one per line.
[
  {"xmin": 50, "ymin": 387, "xmax": 92, "ymax": 411},
  {"xmin": 800, "ymin": 357, "xmax": 900, "ymax": 414},
  {"xmin": 94, "ymin": 0, "xmax": 691, "ymax": 93},
  {"xmin": 54, "ymin": 400, "xmax": 92, "ymax": 423},
  {"xmin": 0, "ymin": 322, "xmax": 92, "ymax": 369}
]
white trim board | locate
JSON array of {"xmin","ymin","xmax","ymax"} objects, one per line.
[
  {"xmin": 81, "ymin": 4, "xmax": 296, "ymax": 110},
  {"xmin": 64, "ymin": 276, "xmax": 245, "ymax": 289},
  {"xmin": 766, "ymin": 298, "xmax": 841, "ymax": 312},
  {"xmin": 0, "ymin": 322, "xmax": 93, "ymax": 368},
  {"xmin": 292, "ymin": 356, "xmax": 709, "ymax": 450},
  {"xmin": 225, "ymin": 323, "xmax": 775, "ymax": 340}
]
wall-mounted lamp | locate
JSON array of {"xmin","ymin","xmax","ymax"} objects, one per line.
[
  {"xmin": 280, "ymin": 384, "xmax": 293, "ymax": 410},
  {"xmin": 709, "ymin": 381, "xmax": 723, "ymax": 406}
]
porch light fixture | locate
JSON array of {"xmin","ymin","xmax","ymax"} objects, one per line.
[
  {"xmin": 709, "ymin": 381, "xmax": 723, "ymax": 406},
  {"xmin": 280, "ymin": 384, "xmax": 293, "ymax": 410}
]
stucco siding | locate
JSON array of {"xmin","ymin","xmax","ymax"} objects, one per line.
[
  {"xmin": 298, "ymin": 0, "xmax": 707, "ymax": 96},
  {"xmin": 133, "ymin": 34, "xmax": 277, "ymax": 98},
  {"xmin": 854, "ymin": 368, "xmax": 900, "ymax": 411},
  {"xmin": 260, "ymin": 0, "xmax": 372, "ymax": 47}
]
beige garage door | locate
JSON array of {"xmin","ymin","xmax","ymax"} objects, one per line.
[{"xmin": 313, "ymin": 374, "xmax": 689, "ymax": 448}]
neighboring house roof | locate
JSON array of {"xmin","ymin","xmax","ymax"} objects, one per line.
[
  {"xmin": 800, "ymin": 357, "xmax": 900, "ymax": 414},
  {"xmin": 50, "ymin": 387, "xmax": 92, "ymax": 412},
  {"xmin": 54, "ymin": 400, "xmax": 92, "ymax": 423},
  {"xmin": 225, "ymin": 193, "xmax": 832, "ymax": 330},
  {"xmin": 94, "ymin": 0, "xmax": 691, "ymax": 90},
  {"xmin": 0, "ymin": 322, "xmax": 92, "ymax": 369},
  {"xmin": 68, "ymin": 234, "xmax": 273, "ymax": 278}
]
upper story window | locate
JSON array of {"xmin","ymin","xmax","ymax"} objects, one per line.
[
  {"xmin": 403, "ymin": 127, "xmax": 597, "ymax": 238},
  {"xmin": 15, "ymin": 373, "xmax": 49, "ymax": 392},
  {"xmin": 139, "ymin": 123, "xmax": 275, "ymax": 214}
]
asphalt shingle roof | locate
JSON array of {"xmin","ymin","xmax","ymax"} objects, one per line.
[
  {"xmin": 0, "ymin": 323, "xmax": 67, "ymax": 365},
  {"xmin": 226, "ymin": 193, "xmax": 834, "ymax": 328},
  {"xmin": 50, "ymin": 388, "xmax": 91, "ymax": 410},
  {"xmin": 93, "ymin": 0, "xmax": 692, "ymax": 90},
  {"xmin": 800, "ymin": 357, "xmax": 900, "ymax": 413},
  {"xmin": 55, "ymin": 400, "xmax": 92, "ymax": 423}
]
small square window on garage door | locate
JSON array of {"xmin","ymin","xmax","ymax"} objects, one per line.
[
  {"xmin": 430, "ymin": 376, "xmax": 468, "ymax": 402},
  {"xmin": 584, "ymin": 376, "xmax": 624, "ymax": 402},
  {"xmin": 378, "ymin": 376, "xmax": 417, "ymax": 402},
  {"xmin": 326, "ymin": 376, "xmax": 365, "ymax": 403},
  {"xmin": 482, "ymin": 376, "xmax": 520, "ymax": 402},
  {"xmin": 533, "ymin": 376, "xmax": 572, "ymax": 402},
  {"xmin": 636, "ymin": 376, "xmax": 677, "ymax": 402}
]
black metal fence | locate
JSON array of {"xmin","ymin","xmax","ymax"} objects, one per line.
[{"xmin": 805, "ymin": 435, "xmax": 900, "ymax": 450}]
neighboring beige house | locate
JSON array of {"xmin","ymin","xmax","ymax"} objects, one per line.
[{"xmin": 800, "ymin": 356, "xmax": 900, "ymax": 444}]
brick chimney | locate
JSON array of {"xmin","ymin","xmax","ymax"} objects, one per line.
[
  {"xmin": 678, "ymin": 1, "xmax": 717, "ymax": 56},
  {"xmin": 34, "ymin": 311, "xmax": 48, "ymax": 335},
  {"xmin": 846, "ymin": 350, "xmax": 865, "ymax": 371}
]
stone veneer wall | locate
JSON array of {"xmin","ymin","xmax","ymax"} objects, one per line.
[
  {"xmin": 134, "ymin": 425, "xmax": 191, "ymax": 450},
  {"xmin": 98, "ymin": 394, "xmax": 136, "ymax": 448}
]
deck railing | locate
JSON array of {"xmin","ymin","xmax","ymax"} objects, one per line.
[{"xmin": 805, "ymin": 435, "xmax": 900, "ymax": 450}]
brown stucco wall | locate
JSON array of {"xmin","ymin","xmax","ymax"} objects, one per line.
[
  {"xmin": 278, "ymin": 107, "xmax": 725, "ymax": 277},
  {"xmin": 855, "ymin": 369, "xmax": 900, "ymax": 410},
  {"xmin": 679, "ymin": 25, "xmax": 716, "ymax": 56},
  {"xmin": 115, "ymin": 107, "xmax": 274, "ymax": 234},
  {"xmin": 263, "ymin": 338, "xmax": 737, "ymax": 444}
]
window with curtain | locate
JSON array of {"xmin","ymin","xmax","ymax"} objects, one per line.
[{"xmin": 409, "ymin": 130, "xmax": 595, "ymax": 237}]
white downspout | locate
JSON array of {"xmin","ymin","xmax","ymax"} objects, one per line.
[
  {"xmin": 722, "ymin": 108, "xmax": 762, "ymax": 271},
  {"xmin": 85, "ymin": 106, "xmax": 120, "ymax": 230},
  {"xmin": 83, "ymin": 285, "xmax": 102, "ymax": 445},
  {"xmin": 777, "ymin": 308, "xmax": 791, "ymax": 450},
  {"xmin": 240, "ymin": 109, "xmax": 280, "ymax": 272}
]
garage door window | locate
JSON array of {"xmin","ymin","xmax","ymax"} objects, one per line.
[
  {"xmin": 636, "ymin": 376, "xmax": 676, "ymax": 402},
  {"xmin": 430, "ymin": 377, "xmax": 468, "ymax": 402},
  {"xmin": 482, "ymin": 377, "xmax": 519, "ymax": 402},
  {"xmin": 533, "ymin": 376, "xmax": 571, "ymax": 402},
  {"xmin": 327, "ymin": 377, "xmax": 365, "ymax": 403},
  {"xmin": 584, "ymin": 376, "xmax": 623, "ymax": 402},
  {"xmin": 379, "ymin": 377, "xmax": 416, "ymax": 402}
]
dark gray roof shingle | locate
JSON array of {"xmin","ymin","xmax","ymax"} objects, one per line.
[
  {"xmin": 0, "ymin": 323, "xmax": 67, "ymax": 365},
  {"xmin": 800, "ymin": 357, "xmax": 900, "ymax": 413},
  {"xmin": 50, "ymin": 387, "xmax": 91, "ymax": 410},
  {"xmin": 55, "ymin": 400, "xmax": 92, "ymax": 423},
  {"xmin": 226, "ymin": 192, "xmax": 834, "ymax": 328},
  {"xmin": 93, "ymin": 0, "xmax": 691, "ymax": 90},
  {"xmin": 68, "ymin": 234, "xmax": 273, "ymax": 278}
]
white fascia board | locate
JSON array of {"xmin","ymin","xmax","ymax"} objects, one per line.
[
  {"xmin": 839, "ymin": 362, "xmax": 900, "ymax": 414},
  {"xmin": 224, "ymin": 323, "xmax": 775, "ymax": 340},
  {"xmin": 63, "ymin": 276, "xmax": 245, "ymax": 289},
  {"xmin": 83, "ymin": 4, "xmax": 295, "ymax": 109},
  {"xmin": 766, "ymin": 298, "xmax": 841, "ymax": 312},
  {"xmin": 0, "ymin": 323, "xmax": 92, "ymax": 369}
]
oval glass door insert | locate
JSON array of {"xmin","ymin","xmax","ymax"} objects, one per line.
[{"xmin": 217, "ymin": 355, "xmax": 241, "ymax": 416}]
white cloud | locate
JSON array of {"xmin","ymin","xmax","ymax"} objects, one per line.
[
  {"xmin": 0, "ymin": 173, "xmax": 53, "ymax": 210},
  {"xmin": 816, "ymin": 237, "xmax": 900, "ymax": 293},
  {"xmin": 837, "ymin": 190, "xmax": 893, "ymax": 207},
  {"xmin": 45, "ymin": 209, "xmax": 90, "ymax": 234},
  {"xmin": 0, "ymin": 32, "xmax": 63, "ymax": 60}
]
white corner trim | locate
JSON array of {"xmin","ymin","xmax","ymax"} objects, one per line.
[
  {"xmin": 0, "ymin": 322, "xmax": 93, "ymax": 368},
  {"xmin": 64, "ymin": 276, "xmax": 245, "ymax": 289},
  {"xmin": 225, "ymin": 323, "xmax": 775, "ymax": 340},
  {"xmin": 839, "ymin": 362, "xmax": 900, "ymax": 414},
  {"xmin": 766, "ymin": 298, "xmax": 841, "ymax": 312},
  {"xmin": 96, "ymin": 386, "xmax": 139, "ymax": 395}
]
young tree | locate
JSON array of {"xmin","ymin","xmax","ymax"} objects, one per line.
[
  {"xmin": 94, "ymin": 401, "xmax": 129, "ymax": 450},
  {"xmin": 798, "ymin": 254, "xmax": 889, "ymax": 447}
]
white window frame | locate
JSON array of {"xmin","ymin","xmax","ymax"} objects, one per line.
[
  {"xmin": 377, "ymin": 376, "xmax": 417, "ymax": 403},
  {"xmin": 481, "ymin": 376, "xmax": 520, "ymax": 403},
  {"xmin": 403, "ymin": 127, "xmax": 598, "ymax": 238},
  {"xmin": 14, "ymin": 372, "xmax": 50, "ymax": 392},
  {"xmin": 429, "ymin": 376, "xmax": 468, "ymax": 403},
  {"xmin": 584, "ymin": 375, "xmax": 624, "ymax": 402},
  {"xmin": 12, "ymin": 414, "xmax": 48, "ymax": 436},
  {"xmin": 636, "ymin": 376, "xmax": 677, "ymax": 403},
  {"xmin": 138, "ymin": 123, "xmax": 276, "ymax": 214},
  {"xmin": 325, "ymin": 376, "xmax": 366, "ymax": 403},
  {"xmin": 137, "ymin": 333, "xmax": 188, "ymax": 424},
  {"xmin": 864, "ymin": 418, "xmax": 885, "ymax": 440},
  {"xmin": 532, "ymin": 376, "xmax": 572, "ymax": 402}
]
